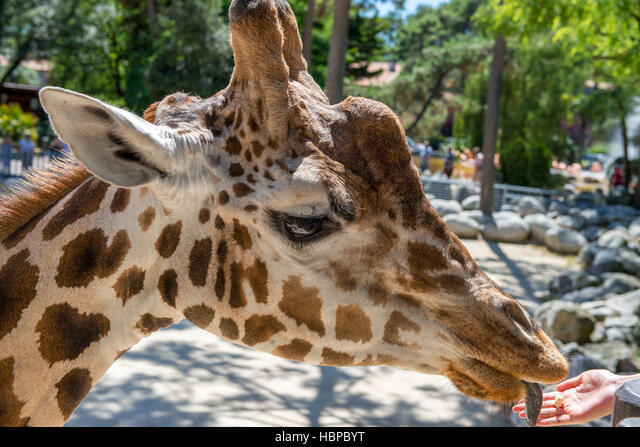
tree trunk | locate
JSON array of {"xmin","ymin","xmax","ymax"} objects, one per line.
[
  {"xmin": 479, "ymin": 35, "xmax": 507, "ymax": 216},
  {"xmin": 147, "ymin": 0, "xmax": 158, "ymax": 24},
  {"xmin": 326, "ymin": 0, "xmax": 350, "ymax": 104},
  {"xmin": 302, "ymin": 0, "xmax": 315, "ymax": 68}
]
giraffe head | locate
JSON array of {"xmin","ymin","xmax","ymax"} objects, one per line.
[{"xmin": 39, "ymin": 0, "xmax": 567, "ymax": 404}]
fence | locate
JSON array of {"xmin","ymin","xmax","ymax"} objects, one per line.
[
  {"xmin": 421, "ymin": 175, "xmax": 570, "ymax": 211},
  {"xmin": 0, "ymin": 150, "xmax": 56, "ymax": 182}
]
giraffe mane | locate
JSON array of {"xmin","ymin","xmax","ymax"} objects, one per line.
[{"xmin": 0, "ymin": 154, "xmax": 91, "ymax": 242}]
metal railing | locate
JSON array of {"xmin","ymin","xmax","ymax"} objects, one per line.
[{"xmin": 421, "ymin": 175, "xmax": 570, "ymax": 211}]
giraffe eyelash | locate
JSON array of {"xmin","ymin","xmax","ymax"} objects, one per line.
[{"xmin": 267, "ymin": 210, "xmax": 340, "ymax": 248}]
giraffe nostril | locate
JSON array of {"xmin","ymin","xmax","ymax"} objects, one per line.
[{"xmin": 505, "ymin": 300, "xmax": 536, "ymax": 333}]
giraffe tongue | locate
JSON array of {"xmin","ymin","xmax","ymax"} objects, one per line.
[{"xmin": 524, "ymin": 381, "xmax": 543, "ymax": 427}]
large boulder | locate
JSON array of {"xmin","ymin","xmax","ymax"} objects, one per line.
[
  {"xmin": 461, "ymin": 194, "xmax": 481, "ymax": 211},
  {"xmin": 535, "ymin": 301, "xmax": 596, "ymax": 344},
  {"xmin": 555, "ymin": 214, "xmax": 587, "ymax": 231},
  {"xmin": 481, "ymin": 212, "xmax": 530, "ymax": 243},
  {"xmin": 443, "ymin": 213, "xmax": 482, "ymax": 239},
  {"xmin": 517, "ymin": 196, "xmax": 545, "ymax": 217},
  {"xmin": 544, "ymin": 227, "xmax": 587, "ymax": 255},
  {"xmin": 430, "ymin": 199, "xmax": 463, "ymax": 217},
  {"xmin": 548, "ymin": 271, "xmax": 602, "ymax": 299},
  {"xmin": 524, "ymin": 213, "xmax": 556, "ymax": 244},
  {"xmin": 598, "ymin": 228, "xmax": 631, "ymax": 249},
  {"xmin": 605, "ymin": 289, "xmax": 640, "ymax": 318},
  {"xmin": 591, "ymin": 248, "xmax": 640, "ymax": 276}
]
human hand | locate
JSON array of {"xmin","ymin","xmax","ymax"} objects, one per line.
[{"xmin": 512, "ymin": 369, "xmax": 629, "ymax": 426}]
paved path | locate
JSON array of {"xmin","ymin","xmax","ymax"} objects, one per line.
[{"xmin": 67, "ymin": 240, "xmax": 576, "ymax": 427}]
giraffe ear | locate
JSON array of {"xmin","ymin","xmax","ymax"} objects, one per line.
[{"xmin": 39, "ymin": 87, "xmax": 178, "ymax": 187}]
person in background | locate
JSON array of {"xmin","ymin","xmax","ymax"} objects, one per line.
[
  {"xmin": 19, "ymin": 132, "xmax": 35, "ymax": 170},
  {"xmin": 1, "ymin": 135, "xmax": 14, "ymax": 175},
  {"xmin": 443, "ymin": 147, "xmax": 455, "ymax": 178},
  {"xmin": 472, "ymin": 147, "xmax": 484, "ymax": 182},
  {"xmin": 421, "ymin": 140, "xmax": 433, "ymax": 173},
  {"xmin": 610, "ymin": 163, "xmax": 625, "ymax": 187}
]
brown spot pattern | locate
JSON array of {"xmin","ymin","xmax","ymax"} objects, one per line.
[
  {"xmin": 328, "ymin": 262, "xmax": 357, "ymax": 292},
  {"xmin": 158, "ymin": 269, "xmax": 178, "ymax": 307},
  {"xmin": 242, "ymin": 314, "xmax": 285, "ymax": 346},
  {"xmin": 188, "ymin": 238, "xmax": 212, "ymax": 287},
  {"xmin": 229, "ymin": 262, "xmax": 247, "ymax": 308},
  {"xmin": 233, "ymin": 182, "xmax": 254, "ymax": 197},
  {"xmin": 383, "ymin": 311, "xmax": 420, "ymax": 348},
  {"xmin": 244, "ymin": 259, "xmax": 268, "ymax": 304},
  {"xmin": 279, "ymin": 276, "xmax": 325, "ymax": 336},
  {"xmin": 36, "ymin": 303, "xmax": 110, "ymax": 365},
  {"xmin": 184, "ymin": 304, "xmax": 216, "ymax": 329},
  {"xmin": 0, "ymin": 249, "xmax": 39, "ymax": 338},
  {"xmin": 0, "ymin": 357, "xmax": 29, "ymax": 426},
  {"xmin": 2, "ymin": 205, "xmax": 50, "ymax": 249},
  {"xmin": 110, "ymin": 188, "xmax": 130, "ymax": 213},
  {"xmin": 229, "ymin": 163, "xmax": 244, "ymax": 177},
  {"xmin": 224, "ymin": 136, "xmax": 242, "ymax": 155},
  {"xmin": 214, "ymin": 215, "xmax": 225, "ymax": 229},
  {"xmin": 198, "ymin": 208, "xmax": 211, "ymax": 224},
  {"xmin": 135, "ymin": 313, "xmax": 174, "ymax": 335},
  {"xmin": 218, "ymin": 191, "xmax": 230, "ymax": 205},
  {"xmin": 321, "ymin": 348, "xmax": 354, "ymax": 366},
  {"xmin": 55, "ymin": 368, "xmax": 92, "ymax": 420},
  {"xmin": 219, "ymin": 318, "xmax": 239, "ymax": 340},
  {"xmin": 112, "ymin": 266, "xmax": 146, "ymax": 305},
  {"xmin": 335, "ymin": 305, "xmax": 373, "ymax": 343},
  {"xmin": 273, "ymin": 339, "xmax": 313, "ymax": 362},
  {"xmin": 155, "ymin": 221, "xmax": 182, "ymax": 258},
  {"xmin": 55, "ymin": 229, "xmax": 130, "ymax": 288},
  {"xmin": 407, "ymin": 241, "xmax": 449, "ymax": 273},
  {"xmin": 138, "ymin": 206, "xmax": 156, "ymax": 231},
  {"xmin": 215, "ymin": 267, "xmax": 226, "ymax": 301},
  {"xmin": 232, "ymin": 219, "xmax": 252, "ymax": 250},
  {"xmin": 42, "ymin": 178, "xmax": 109, "ymax": 241}
]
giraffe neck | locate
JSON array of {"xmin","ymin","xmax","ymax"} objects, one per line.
[{"xmin": 0, "ymin": 178, "xmax": 189, "ymax": 426}]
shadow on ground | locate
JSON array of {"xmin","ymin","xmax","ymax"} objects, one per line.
[{"xmin": 67, "ymin": 320, "xmax": 513, "ymax": 427}]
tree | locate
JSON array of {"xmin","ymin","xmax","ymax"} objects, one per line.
[
  {"xmin": 479, "ymin": 34, "xmax": 505, "ymax": 215},
  {"xmin": 326, "ymin": 0, "xmax": 351, "ymax": 104}
]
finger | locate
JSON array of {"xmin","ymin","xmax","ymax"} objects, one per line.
[{"xmin": 556, "ymin": 375, "xmax": 583, "ymax": 391}]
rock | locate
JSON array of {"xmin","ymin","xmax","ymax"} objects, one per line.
[
  {"xmin": 443, "ymin": 213, "xmax": 482, "ymax": 239},
  {"xmin": 524, "ymin": 213, "xmax": 556, "ymax": 244},
  {"xmin": 548, "ymin": 272, "xmax": 602, "ymax": 298},
  {"xmin": 606, "ymin": 289, "xmax": 640, "ymax": 317},
  {"xmin": 535, "ymin": 301, "xmax": 596, "ymax": 344},
  {"xmin": 561, "ymin": 342, "xmax": 607, "ymax": 377},
  {"xmin": 500, "ymin": 204, "xmax": 519, "ymax": 213},
  {"xmin": 461, "ymin": 210, "xmax": 488, "ymax": 224},
  {"xmin": 430, "ymin": 199, "xmax": 463, "ymax": 217},
  {"xmin": 544, "ymin": 227, "xmax": 587, "ymax": 255},
  {"xmin": 582, "ymin": 226, "xmax": 605, "ymax": 242},
  {"xmin": 560, "ymin": 286, "xmax": 608, "ymax": 304},
  {"xmin": 579, "ymin": 208, "xmax": 608, "ymax": 227},
  {"xmin": 554, "ymin": 214, "xmax": 586, "ymax": 231},
  {"xmin": 601, "ymin": 273, "xmax": 640, "ymax": 295},
  {"xmin": 455, "ymin": 184, "xmax": 477, "ymax": 203},
  {"xmin": 590, "ymin": 248, "xmax": 640, "ymax": 276},
  {"xmin": 607, "ymin": 186, "xmax": 632, "ymax": 205},
  {"xmin": 517, "ymin": 196, "xmax": 545, "ymax": 217},
  {"xmin": 548, "ymin": 200, "xmax": 570, "ymax": 215},
  {"xmin": 460, "ymin": 194, "xmax": 480, "ymax": 211},
  {"xmin": 598, "ymin": 228, "xmax": 630, "ymax": 249},
  {"xmin": 578, "ymin": 242, "xmax": 601, "ymax": 267},
  {"xmin": 629, "ymin": 219, "xmax": 640, "ymax": 240},
  {"xmin": 481, "ymin": 212, "xmax": 530, "ymax": 243},
  {"xmin": 580, "ymin": 341, "xmax": 640, "ymax": 373}
]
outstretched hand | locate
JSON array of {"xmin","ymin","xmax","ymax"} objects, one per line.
[{"xmin": 512, "ymin": 369, "xmax": 630, "ymax": 426}]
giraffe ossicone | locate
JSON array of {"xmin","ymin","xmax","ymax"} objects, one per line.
[{"xmin": 0, "ymin": 0, "xmax": 568, "ymax": 426}]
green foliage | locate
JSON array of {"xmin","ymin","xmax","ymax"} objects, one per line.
[
  {"xmin": 145, "ymin": 0, "xmax": 233, "ymax": 102},
  {"xmin": 0, "ymin": 103, "xmax": 38, "ymax": 142},
  {"xmin": 499, "ymin": 137, "xmax": 553, "ymax": 188}
]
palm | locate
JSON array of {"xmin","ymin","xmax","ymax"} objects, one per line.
[{"xmin": 513, "ymin": 370, "xmax": 621, "ymax": 426}]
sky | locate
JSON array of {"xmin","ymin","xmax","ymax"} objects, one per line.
[{"xmin": 377, "ymin": 0, "xmax": 449, "ymax": 17}]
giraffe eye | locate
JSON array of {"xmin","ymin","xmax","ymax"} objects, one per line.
[
  {"xmin": 268, "ymin": 210, "xmax": 339, "ymax": 245},
  {"xmin": 283, "ymin": 215, "xmax": 323, "ymax": 239}
]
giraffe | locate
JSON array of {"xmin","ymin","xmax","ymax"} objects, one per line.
[{"xmin": 0, "ymin": 0, "xmax": 568, "ymax": 427}]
